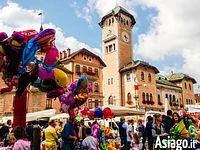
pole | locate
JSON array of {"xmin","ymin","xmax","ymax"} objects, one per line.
[{"xmin": 13, "ymin": 89, "xmax": 27, "ymax": 129}]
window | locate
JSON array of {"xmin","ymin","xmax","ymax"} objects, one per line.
[
  {"xmin": 142, "ymin": 92, "xmax": 145, "ymax": 101},
  {"xmin": 108, "ymin": 96, "xmax": 113, "ymax": 105},
  {"xmin": 108, "ymin": 79, "xmax": 110, "ymax": 85},
  {"xmin": 127, "ymin": 93, "xmax": 131, "ymax": 100},
  {"xmin": 75, "ymin": 65, "xmax": 80, "ymax": 73},
  {"xmin": 148, "ymin": 73, "xmax": 151, "ymax": 82},
  {"xmin": 46, "ymin": 98, "xmax": 52, "ymax": 109},
  {"xmin": 126, "ymin": 72, "xmax": 131, "ymax": 81},
  {"xmin": 88, "ymin": 57, "xmax": 92, "ymax": 62},
  {"xmin": 150, "ymin": 93, "xmax": 153, "ymax": 101},
  {"xmin": 126, "ymin": 20, "xmax": 129, "ymax": 25},
  {"xmin": 186, "ymin": 99, "xmax": 188, "ymax": 104},
  {"xmin": 146, "ymin": 93, "xmax": 149, "ymax": 101},
  {"xmin": 95, "ymin": 100, "xmax": 99, "ymax": 108},
  {"xmin": 109, "ymin": 19, "xmax": 111, "ymax": 25},
  {"xmin": 83, "ymin": 66, "xmax": 87, "ymax": 73},
  {"xmin": 191, "ymin": 99, "xmax": 193, "ymax": 104},
  {"xmin": 88, "ymin": 67, "xmax": 92, "ymax": 72},
  {"xmin": 109, "ymin": 45, "xmax": 112, "ymax": 52},
  {"xmin": 106, "ymin": 46, "xmax": 108, "ymax": 53},
  {"xmin": 158, "ymin": 94, "xmax": 161, "ymax": 103},
  {"xmin": 94, "ymin": 83, "xmax": 98, "ymax": 92},
  {"xmin": 88, "ymin": 99, "xmax": 92, "ymax": 109},
  {"xmin": 113, "ymin": 44, "xmax": 115, "ymax": 50},
  {"xmin": 169, "ymin": 94, "xmax": 172, "ymax": 103},
  {"xmin": 141, "ymin": 72, "xmax": 144, "ymax": 80},
  {"xmin": 189, "ymin": 84, "xmax": 191, "ymax": 90},
  {"xmin": 111, "ymin": 78, "xmax": 113, "ymax": 84},
  {"xmin": 165, "ymin": 94, "xmax": 168, "ymax": 99},
  {"xmin": 173, "ymin": 95, "xmax": 176, "ymax": 102},
  {"xmin": 83, "ymin": 56, "xmax": 87, "ymax": 61},
  {"xmin": 95, "ymin": 69, "xmax": 98, "ymax": 76},
  {"xmin": 185, "ymin": 82, "xmax": 187, "ymax": 89},
  {"xmin": 112, "ymin": 17, "xmax": 114, "ymax": 23}
]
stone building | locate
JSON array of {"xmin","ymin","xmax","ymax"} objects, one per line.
[{"xmin": 99, "ymin": 4, "xmax": 196, "ymax": 111}]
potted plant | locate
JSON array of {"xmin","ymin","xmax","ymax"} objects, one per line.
[
  {"xmin": 146, "ymin": 100, "xmax": 150, "ymax": 105},
  {"xmin": 127, "ymin": 100, "xmax": 133, "ymax": 105},
  {"xmin": 151, "ymin": 101, "xmax": 155, "ymax": 105},
  {"xmin": 158, "ymin": 102, "xmax": 162, "ymax": 106},
  {"xmin": 142, "ymin": 100, "xmax": 146, "ymax": 104}
]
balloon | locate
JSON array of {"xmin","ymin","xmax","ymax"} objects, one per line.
[
  {"xmin": 54, "ymin": 68, "xmax": 68, "ymax": 88},
  {"xmin": 88, "ymin": 110, "xmax": 94, "ymax": 120},
  {"xmin": 92, "ymin": 124, "xmax": 99, "ymax": 140},
  {"xmin": 68, "ymin": 82, "xmax": 76, "ymax": 91},
  {"xmin": 1, "ymin": 33, "xmax": 25, "ymax": 76},
  {"xmin": 80, "ymin": 106, "xmax": 89, "ymax": 118},
  {"xmin": 44, "ymin": 47, "xmax": 59, "ymax": 67},
  {"xmin": 47, "ymin": 88, "xmax": 64, "ymax": 98},
  {"xmin": 73, "ymin": 76, "xmax": 88, "ymax": 95},
  {"xmin": 61, "ymin": 103, "xmax": 70, "ymax": 113},
  {"xmin": 38, "ymin": 67, "xmax": 54, "ymax": 80},
  {"xmin": 16, "ymin": 64, "xmax": 39, "ymax": 97},
  {"xmin": 103, "ymin": 107, "xmax": 113, "ymax": 119},
  {"xmin": 20, "ymin": 38, "xmax": 38, "ymax": 73},
  {"xmin": 77, "ymin": 113, "xmax": 83, "ymax": 122},
  {"xmin": 173, "ymin": 120, "xmax": 189, "ymax": 139},
  {"xmin": 94, "ymin": 107, "xmax": 104, "ymax": 118},
  {"xmin": 0, "ymin": 32, "xmax": 8, "ymax": 42},
  {"xmin": 58, "ymin": 91, "xmax": 74, "ymax": 106},
  {"xmin": 20, "ymin": 29, "xmax": 38, "ymax": 42},
  {"xmin": 188, "ymin": 119, "xmax": 197, "ymax": 140},
  {"xmin": 31, "ymin": 79, "xmax": 53, "ymax": 92}
]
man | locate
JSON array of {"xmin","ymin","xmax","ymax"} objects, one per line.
[
  {"xmin": 125, "ymin": 120, "xmax": 133, "ymax": 150},
  {"xmin": 62, "ymin": 118, "xmax": 77, "ymax": 150},
  {"xmin": 81, "ymin": 127, "xmax": 98, "ymax": 150},
  {"xmin": 45, "ymin": 119, "xmax": 58, "ymax": 150},
  {"xmin": 57, "ymin": 121, "xmax": 64, "ymax": 138},
  {"xmin": 26, "ymin": 122, "xmax": 33, "ymax": 149},
  {"xmin": 182, "ymin": 109, "xmax": 196, "ymax": 129},
  {"xmin": 163, "ymin": 110, "xmax": 172, "ymax": 134},
  {"xmin": 145, "ymin": 116, "xmax": 153, "ymax": 150},
  {"xmin": 117, "ymin": 117, "xmax": 127, "ymax": 150},
  {"xmin": 4, "ymin": 119, "xmax": 12, "ymax": 147}
]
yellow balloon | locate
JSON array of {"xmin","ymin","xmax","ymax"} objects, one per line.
[
  {"xmin": 0, "ymin": 45, "xmax": 5, "ymax": 55},
  {"xmin": 11, "ymin": 40, "xmax": 21, "ymax": 46},
  {"xmin": 54, "ymin": 68, "xmax": 68, "ymax": 88}
]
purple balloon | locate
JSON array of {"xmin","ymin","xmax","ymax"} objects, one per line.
[
  {"xmin": 68, "ymin": 82, "xmax": 76, "ymax": 91},
  {"xmin": 0, "ymin": 32, "xmax": 8, "ymax": 42}
]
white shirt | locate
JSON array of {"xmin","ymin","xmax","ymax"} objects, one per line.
[{"xmin": 126, "ymin": 124, "xmax": 133, "ymax": 141}]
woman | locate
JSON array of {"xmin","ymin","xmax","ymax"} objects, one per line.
[
  {"xmin": 152, "ymin": 113, "xmax": 168, "ymax": 150},
  {"xmin": 169, "ymin": 112, "xmax": 181, "ymax": 136},
  {"xmin": 13, "ymin": 126, "xmax": 30, "ymax": 150}
]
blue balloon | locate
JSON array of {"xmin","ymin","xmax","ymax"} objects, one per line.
[
  {"xmin": 20, "ymin": 38, "xmax": 38, "ymax": 73},
  {"xmin": 94, "ymin": 108, "xmax": 104, "ymax": 118},
  {"xmin": 73, "ymin": 76, "xmax": 88, "ymax": 95}
]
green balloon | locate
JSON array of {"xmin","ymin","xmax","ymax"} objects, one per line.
[{"xmin": 77, "ymin": 113, "xmax": 83, "ymax": 121}]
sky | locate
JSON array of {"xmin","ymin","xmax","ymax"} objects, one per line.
[{"xmin": 0, "ymin": 0, "xmax": 200, "ymax": 93}]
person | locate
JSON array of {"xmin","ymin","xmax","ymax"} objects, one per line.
[
  {"xmin": 163, "ymin": 110, "xmax": 172, "ymax": 134},
  {"xmin": 81, "ymin": 127, "xmax": 98, "ymax": 150},
  {"xmin": 125, "ymin": 119, "xmax": 133, "ymax": 150},
  {"xmin": 13, "ymin": 126, "xmax": 31, "ymax": 150},
  {"xmin": 57, "ymin": 122, "xmax": 64, "ymax": 138},
  {"xmin": 45, "ymin": 120, "xmax": 58, "ymax": 150},
  {"xmin": 117, "ymin": 117, "xmax": 127, "ymax": 150},
  {"xmin": 145, "ymin": 116, "xmax": 153, "ymax": 150},
  {"xmin": 137, "ymin": 119, "xmax": 146, "ymax": 150},
  {"xmin": 78, "ymin": 120, "xmax": 86, "ymax": 150},
  {"xmin": 0, "ymin": 134, "xmax": 16, "ymax": 150},
  {"xmin": 4, "ymin": 120, "xmax": 12, "ymax": 147},
  {"xmin": 0, "ymin": 125, "xmax": 9, "ymax": 147},
  {"xmin": 152, "ymin": 113, "xmax": 168, "ymax": 150},
  {"xmin": 62, "ymin": 118, "xmax": 77, "ymax": 150},
  {"xmin": 26, "ymin": 122, "xmax": 33, "ymax": 149},
  {"xmin": 131, "ymin": 133, "xmax": 139, "ymax": 150},
  {"xmin": 169, "ymin": 112, "xmax": 181, "ymax": 135},
  {"xmin": 182, "ymin": 109, "xmax": 196, "ymax": 130}
]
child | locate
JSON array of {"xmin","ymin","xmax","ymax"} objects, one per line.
[{"xmin": 131, "ymin": 133, "xmax": 140, "ymax": 150}]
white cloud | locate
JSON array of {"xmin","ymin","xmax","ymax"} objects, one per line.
[{"xmin": 0, "ymin": 1, "xmax": 101, "ymax": 57}]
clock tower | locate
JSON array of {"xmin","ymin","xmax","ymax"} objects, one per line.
[{"xmin": 99, "ymin": 4, "xmax": 136, "ymax": 106}]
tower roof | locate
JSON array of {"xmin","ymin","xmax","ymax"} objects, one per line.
[
  {"xmin": 99, "ymin": 5, "xmax": 136, "ymax": 28},
  {"xmin": 166, "ymin": 73, "xmax": 196, "ymax": 83}
]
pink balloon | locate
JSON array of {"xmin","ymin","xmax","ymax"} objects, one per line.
[
  {"xmin": 58, "ymin": 92, "xmax": 74, "ymax": 106},
  {"xmin": 44, "ymin": 48, "xmax": 59, "ymax": 66},
  {"xmin": 61, "ymin": 103, "xmax": 70, "ymax": 113},
  {"xmin": 39, "ymin": 67, "xmax": 54, "ymax": 80}
]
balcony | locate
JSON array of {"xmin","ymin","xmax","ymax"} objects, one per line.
[{"xmin": 76, "ymin": 71, "xmax": 99, "ymax": 81}]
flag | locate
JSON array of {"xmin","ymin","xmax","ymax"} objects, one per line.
[
  {"xmin": 38, "ymin": 12, "xmax": 42, "ymax": 15},
  {"xmin": 134, "ymin": 84, "xmax": 139, "ymax": 90}
]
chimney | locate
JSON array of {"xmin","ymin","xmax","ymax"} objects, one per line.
[
  {"xmin": 63, "ymin": 50, "xmax": 67, "ymax": 58},
  {"xmin": 60, "ymin": 52, "xmax": 62, "ymax": 59},
  {"xmin": 67, "ymin": 48, "xmax": 71, "ymax": 57}
]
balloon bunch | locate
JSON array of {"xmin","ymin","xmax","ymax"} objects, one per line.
[
  {"xmin": 0, "ymin": 29, "xmax": 68, "ymax": 100},
  {"xmin": 58, "ymin": 76, "xmax": 90, "ymax": 119}
]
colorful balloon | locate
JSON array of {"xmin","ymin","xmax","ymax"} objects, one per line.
[
  {"xmin": 44, "ymin": 47, "xmax": 59, "ymax": 67},
  {"xmin": 47, "ymin": 88, "xmax": 64, "ymax": 98},
  {"xmin": 0, "ymin": 32, "xmax": 8, "ymax": 42},
  {"xmin": 54, "ymin": 68, "xmax": 68, "ymax": 88},
  {"xmin": 20, "ymin": 29, "xmax": 38, "ymax": 42},
  {"xmin": 94, "ymin": 107, "xmax": 104, "ymax": 118},
  {"xmin": 38, "ymin": 67, "xmax": 54, "ymax": 80},
  {"xmin": 73, "ymin": 76, "xmax": 88, "ymax": 95}
]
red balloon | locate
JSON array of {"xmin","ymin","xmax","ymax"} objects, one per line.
[
  {"xmin": 103, "ymin": 107, "xmax": 113, "ymax": 119},
  {"xmin": 88, "ymin": 110, "xmax": 94, "ymax": 120},
  {"xmin": 20, "ymin": 29, "xmax": 38, "ymax": 42}
]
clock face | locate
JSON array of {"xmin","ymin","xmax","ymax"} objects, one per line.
[{"xmin": 122, "ymin": 31, "xmax": 129, "ymax": 43}]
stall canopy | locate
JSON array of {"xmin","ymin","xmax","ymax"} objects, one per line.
[
  {"xmin": 102, "ymin": 105, "xmax": 145, "ymax": 116},
  {"xmin": 49, "ymin": 113, "xmax": 69, "ymax": 121},
  {"xmin": 186, "ymin": 105, "xmax": 200, "ymax": 113}
]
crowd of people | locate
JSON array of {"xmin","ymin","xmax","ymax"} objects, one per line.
[{"xmin": 0, "ymin": 108, "xmax": 199, "ymax": 150}]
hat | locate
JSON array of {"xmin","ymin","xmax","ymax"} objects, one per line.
[{"xmin": 120, "ymin": 116, "xmax": 125, "ymax": 121}]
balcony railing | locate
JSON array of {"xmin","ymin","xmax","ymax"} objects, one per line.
[{"xmin": 77, "ymin": 72, "xmax": 99, "ymax": 81}]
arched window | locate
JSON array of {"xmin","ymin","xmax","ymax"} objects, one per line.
[
  {"xmin": 108, "ymin": 96, "xmax": 113, "ymax": 105},
  {"xmin": 150, "ymin": 93, "xmax": 153, "ymax": 101},
  {"xmin": 108, "ymin": 79, "xmax": 110, "ymax": 85},
  {"xmin": 169, "ymin": 94, "xmax": 172, "ymax": 102},
  {"xmin": 185, "ymin": 82, "xmax": 187, "ymax": 89},
  {"xmin": 142, "ymin": 92, "xmax": 145, "ymax": 101},
  {"xmin": 126, "ymin": 20, "xmax": 129, "ymax": 25},
  {"xmin": 141, "ymin": 72, "xmax": 144, "ymax": 80},
  {"xmin": 165, "ymin": 94, "xmax": 168, "ymax": 99},
  {"xmin": 186, "ymin": 99, "xmax": 188, "ymax": 104},
  {"xmin": 126, "ymin": 72, "xmax": 131, "ymax": 81},
  {"xmin": 127, "ymin": 93, "xmax": 131, "ymax": 100},
  {"xmin": 173, "ymin": 95, "xmax": 176, "ymax": 102},
  {"xmin": 106, "ymin": 46, "xmax": 108, "ymax": 53},
  {"xmin": 146, "ymin": 93, "xmax": 149, "ymax": 101},
  {"xmin": 148, "ymin": 73, "xmax": 151, "ymax": 82},
  {"xmin": 158, "ymin": 94, "xmax": 161, "ymax": 103},
  {"xmin": 94, "ymin": 83, "xmax": 98, "ymax": 92},
  {"xmin": 189, "ymin": 84, "xmax": 191, "ymax": 90}
]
